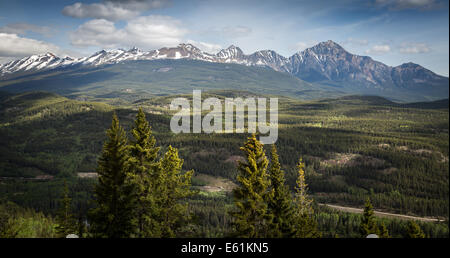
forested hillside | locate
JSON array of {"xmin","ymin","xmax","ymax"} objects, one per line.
[{"xmin": 0, "ymin": 90, "xmax": 448, "ymax": 237}]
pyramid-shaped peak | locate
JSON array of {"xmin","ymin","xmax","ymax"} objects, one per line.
[
  {"xmin": 251, "ymin": 49, "xmax": 285, "ymax": 58},
  {"xmin": 315, "ymin": 40, "xmax": 344, "ymax": 49},
  {"xmin": 216, "ymin": 45, "xmax": 244, "ymax": 59},
  {"xmin": 299, "ymin": 40, "xmax": 347, "ymax": 56},
  {"xmin": 399, "ymin": 62, "xmax": 420, "ymax": 68},
  {"xmin": 225, "ymin": 45, "xmax": 243, "ymax": 54}
]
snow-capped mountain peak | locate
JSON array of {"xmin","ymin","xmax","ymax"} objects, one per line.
[
  {"xmin": 0, "ymin": 52, "xmax": 74, "ymax": 75},
  {"xmin": 1, "ymin": 43, "xmax": 280, "ymax": 77},
  {"xmin": 1, "ymin": 40, "xmax": 446, "ymax": 92},
  {"xmin": 216, "ymin": 45, "xmax": 244, "ymax": 61},
  {"xmin": 247, "ymin": 50, "xmax": 289, "ymax": 72}
]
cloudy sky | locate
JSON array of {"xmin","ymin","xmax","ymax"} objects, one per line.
[{"xmin": 0, "ymin": 0, "xmax": 448, "ymax": 76}]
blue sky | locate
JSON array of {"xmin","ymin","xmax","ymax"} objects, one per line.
[{"xmin": 0, "ymin": 0, "xmax": 448, "ymax": 76}]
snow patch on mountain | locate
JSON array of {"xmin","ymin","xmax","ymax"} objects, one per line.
[{"xmin": 1, "ymin": 40, "xmax": 447, "ymax": 91}]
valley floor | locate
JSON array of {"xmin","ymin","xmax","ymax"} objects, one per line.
[{"xmin": 320, "ymin": 204, "xmax": 443, "ymax": 222}]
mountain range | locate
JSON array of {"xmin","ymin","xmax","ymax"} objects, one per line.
[{"xmin": 0, "ymin": 40, "xmax": 448, "ymax": 102}]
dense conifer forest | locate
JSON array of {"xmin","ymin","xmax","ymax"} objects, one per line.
[{"xmin": 0, "ymin": 90, "xmax": 448, "ymax": 238}]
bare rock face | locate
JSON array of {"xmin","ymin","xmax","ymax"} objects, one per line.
[
  {"xmin": 247, "ymin": 50, "xmax": 289, "ymax": 72},
  {"xmin": 391, "ymin": 62, "xmax": 449, "ymax": 88},
  {"xmin": 287, "ymin": 40, "xmax": 448, "ymax": 92},
  {"xmin": 290, "ymin": 40, "xmax": 393, "ymax": 85}
]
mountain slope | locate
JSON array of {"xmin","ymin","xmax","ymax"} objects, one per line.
[
  {"xmin": 288, "ymin": 41, "xmax": 448, "ymax": 94},
  {"xmin": 0, "ymin": 59, "xmax": 340, "ymax": 101},
  {"xmin": 0, "ymin": 40, "xmax": 448, "ymax": 102},
  {"xmin": 288, "ymin": 41, "xmax": 393, "ymax": 84}
]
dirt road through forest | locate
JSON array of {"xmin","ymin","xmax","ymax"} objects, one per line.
[{"xmin": 320, "ymin": 203, "xmax": 442, "ymax": 222}]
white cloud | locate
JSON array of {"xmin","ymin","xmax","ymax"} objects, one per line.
[
  {"xmin": 221, "ymin": 26, "xmax": 252, "ymax": 38},
  {"xmin": 295, "ymin": 42, "xmax": 308, "ymax": 51},
  {"xmin": 399, "ymin": 43, "xmax": 430, "ymax": 54},
  {"xmin": 202, "ymin": 25, "xmax": 252, "ymax": 39},
  {"xmin": 292, "ymin": 41, "xmax": 318, "ymax": 52},
  {"xmin": 63, "ymin": 2, "xmax": 138, "ymax": 21},
  {"xmin": 0, "ymin": 23, "xmax": 53, "ymax": 37},
  {"xmin": 70, "ymin": 15, "xmax": 187, "ymax": 49},
  {"xmin": 342, "ymin": 37, "xmax": 369, "ymax": 46},
  {"xmin": 375, "ymin": 0, "xmax": 437, "ymax": 10},
  {"xmin": 186, "ymin": 40, "xmax": 222, "ymax": 54},
  {"xmin": 0, "ymin": 33, "xmax": 62, "ymax": 58},
  {"xmin": 70, "ymin": 19, "xmax": 125, "ymax": 48},
  {"xmin": 365, "ymin": 44, "xmax": 391, "ymax": 55},
  {"xmin": 62, "ymin": 0, "xmax": 170, "ymax": 21}
]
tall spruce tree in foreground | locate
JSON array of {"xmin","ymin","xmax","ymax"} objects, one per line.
[
  {"xmin": 157, "ymin": 145, "xmax": 194, "ymax": 237},
  {"xmin": 405, "ymin": 221, "xmax": 425, "ymax": 238},
  {"xmin": 89, "ymin": 113, "xmax": 136, "ymax": 238},
  {"xmin": 127, "ymin": 108, "xmax": 160, "ymax": 237},
  {"xmin": 230, "ymin": 134, "xmax": 273, "ymax": 238},
  {"xmin": 55, "ymin": 180, "xmax": 76, "ymax": 238},
  {"xmin": 267, "ymin": 145, "xmax": 295, "ymax": 238},
  {"xmin": 292, "ymin": 158, "xmax": 320, "ymax": 238},
  {"xmin": 360, "ymin": 198, "xmax": 379, "ymax": 237}
]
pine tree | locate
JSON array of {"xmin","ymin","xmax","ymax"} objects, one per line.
[
  {"xmin": 157, "ymin": 145, "xmax": 194, "ymax": 237},
  {"xmin": 292, "ymin": 158, "xmax": 320, "ymax": 238},
  {"xmin": 360, "ymin": 198, "xmax": 379, "ymax": 237},
  {"xmin": 230, "ymin": 134, "xmax": 273, "ymax": 238},
  {"xmin": 294, "ymin": 158, "xmax": 313, "ymax": 216},
  {"xmin": 126, "ymin": 108, "xmax": 160, "ymax": 237},
  {"xmin": 129, "ymin": 108, "xmax": 159, "ymax": 172},
  {"xmin": 266, "ymin": 145, "xmax": 295, "ymax": 238},
  {"xmin": 55, "ymin": 180, "xmax": 76, "ymax": 238},
  {"xmin": 405, "ymin": 221, "xmax": 425, "ymax": 238},
  {"xmin": 89, "ymin": 113, "xmax": 136, "ymax": 238},
  {"xmin": 379, "ymin": 222, "xmax": 390, "ymax": 238}
]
